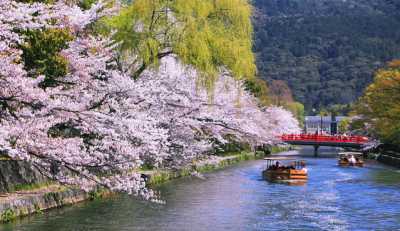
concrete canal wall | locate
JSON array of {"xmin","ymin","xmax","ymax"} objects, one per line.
[{"xmin": 0, "ymin": 146, "xmax": 289, "ymax": 222}]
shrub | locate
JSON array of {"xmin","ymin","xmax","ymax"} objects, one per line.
[
  {"xmin": 19, "ymin": 28, "xmax": 73, "ymax": 88},
  {"xmin": 1, "ymin": 209, "xmax": 16, "ymax": 223}
]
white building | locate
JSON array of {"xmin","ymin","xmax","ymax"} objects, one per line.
[{"xmin": 304, "ymin": 116, "xmax": 347, "ymax": 134}]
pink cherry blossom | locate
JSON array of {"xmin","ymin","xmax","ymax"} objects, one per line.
[{"xmin": 0, "ymin": 0, "xmax": 300, "ymax": 200}]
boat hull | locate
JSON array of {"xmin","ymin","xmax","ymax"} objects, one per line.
[
  {"xmin": 338, "ymin": 160, "xmax": 364, "ymax": 167},
  {"xmin": 262, "ymin": 169, "xmax": 308, "ymax": 183}
]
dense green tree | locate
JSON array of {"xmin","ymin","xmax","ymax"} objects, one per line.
[
  {"xmin": 338, "ymin": 118, "xmax": 350, "ymax": 134},
  {"xmin": 355, "ymin": 60, "xmax": 400, "ymax": 145},
  {"xmin": 19, "ymin": 28, "xmax": 73, "ymax": 88}
]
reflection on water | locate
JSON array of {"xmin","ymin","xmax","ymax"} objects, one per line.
[
  {"xmin": 372, "ymin": 169, "xmax": 400, "ymax": 185},
  {"xmin": 2, "ymin": 147, "xmax": 400, "ymax": 231}
]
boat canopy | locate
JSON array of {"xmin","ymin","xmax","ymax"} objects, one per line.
[
  {"xmin": 264, "ymin": 157, "xmax": 306, "ymax": 167},
  {"xmin": 338, "ymin": 152, "xmax": 363, "ymax": 156},
  {"xmin": 264, "ymin": 157, "xmax": 298, "ymax": 161},
  {"xmin": 264, "ymin": 157, "xmax": 306, "ymax": 171}
]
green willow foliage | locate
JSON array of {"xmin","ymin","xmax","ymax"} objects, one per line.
[
  {"xmin": 244, "ymin": 79, "xmax": 270, "ymax": 106},
  {"xmin": 78, "ymin": 0, "xmax": 98, "ymax": 10},
  {"xmin": 107, "ymin": 0, "xmax": 256, "ymax": 85}
]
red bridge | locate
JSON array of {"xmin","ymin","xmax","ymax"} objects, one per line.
[{"xmin": 281, "ymin": 134, "xmax": 369, "ymax": 156}]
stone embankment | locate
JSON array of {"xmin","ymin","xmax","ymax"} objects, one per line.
[
  {"xmin": 377, "ymin": 151, "xmax": 400, "ymax": 168},
  {"xmin": 0, "ymin": 146, "xmax": 289, "ymax": 223},
  {"xmin": 143, "ymin": 152, "xmax": 263, "ymax": 185},
  {"xmin": 0, "ymin": 185, "xmax": 90, "ymax": 222},
  {"xmin": 0, "ymin": 159, "xmax": 96, "ymax": 222},
  {"xmin": 0, "ymin": 160, "xmax": 47, "ymax": 193}
]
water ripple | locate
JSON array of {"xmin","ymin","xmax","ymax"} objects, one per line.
[{"xmin": 2, "ymin": 151, "xmax": 400, "ymax": 231}]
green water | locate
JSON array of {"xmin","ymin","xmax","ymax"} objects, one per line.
[{"xmin": 2, "ymin": 148, "xmax": 400, "ymax": 231}]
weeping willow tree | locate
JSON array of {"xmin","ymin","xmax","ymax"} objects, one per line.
[{"xmin": 107, "ymin": 0, "xmax": 256, "ymax": 86}]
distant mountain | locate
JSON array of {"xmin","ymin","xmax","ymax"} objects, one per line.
[{"xmin": 252, "ymin": 0, "xmax": 400, "ymax": 113}]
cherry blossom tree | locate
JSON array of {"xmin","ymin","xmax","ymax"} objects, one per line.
[
  {"xmin": 0, "ymin": 0, "xmax": 300, "ymax": 200},
  {"xmin": 0, "ymin": 0, "xmax": 158, "ymax": 196},
  {"xmin": 137, "ymin": 56, "xmax": 300, "ymax": 166}
]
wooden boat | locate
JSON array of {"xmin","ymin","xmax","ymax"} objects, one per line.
[
  {"xmin": 338, "ymin": 152, "xmax": 364, "ymax": 167},
  {"xmin": 262, "ymin": 157, "xmax": 308, "ymax": 184}
]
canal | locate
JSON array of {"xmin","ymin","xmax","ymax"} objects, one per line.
[{"xmin": 2, "ymin": 148, "xmax": 400, "ymax": 231}]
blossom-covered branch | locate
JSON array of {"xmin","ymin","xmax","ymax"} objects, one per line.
[{"xmin": 0, "ymin": 0, "xmax": 299, "ymax": 200}]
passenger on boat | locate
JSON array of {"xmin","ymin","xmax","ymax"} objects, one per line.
[
  {"xmin": 289, "ymin": 162, "xmax": 296, "ymax": 170},
  {"xmin": 268, "ymin": 161, "xmax": 281, "ymax": 170},
  {"xmin": 300, "ymin": 161, "xmax": 307, "ymax": 173},
  {"xmin": 349, "ymin": 155, "xmax": 356, "ymax": 165}
]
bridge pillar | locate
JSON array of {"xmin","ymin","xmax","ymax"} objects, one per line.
[{"xmin": 314, "ymin": 145, "xmax": 319, "ymax": 157}]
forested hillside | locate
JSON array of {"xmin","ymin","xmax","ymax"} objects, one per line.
[{"xmin": 253, "ymin": 0, "xmax": 400, "ymax": 113}]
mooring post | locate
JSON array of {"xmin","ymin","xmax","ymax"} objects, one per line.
[{"xmin": 314, "ymin": 145, "xmax": 319, "ymax": 157}]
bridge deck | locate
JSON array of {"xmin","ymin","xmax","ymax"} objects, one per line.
[{"xmin": 281, "ymin": 134, "xmax": 368, "ymax": 148}]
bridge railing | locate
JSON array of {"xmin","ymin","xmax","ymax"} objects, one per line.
[{"xmin": 281, "ymin": 134, "xmax": 369, "ymax": 144}]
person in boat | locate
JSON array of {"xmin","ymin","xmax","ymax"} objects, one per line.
[
  {"xmin": 289, "ymin": 162, "xmax": 296, "ymax": 170},
  {"xmin": 348, "ymin": 155, "xmax": 356, "ymax": 165},
  {"xmin": 300, "ymin": 161, "xmax": 308, "ymax": 173},
  {"xmin": 269, "ymin": 161, "xmax": 280, "ymax": 170},
  {"xmin": 276, "ymin": 161, "xmax": 285, "ymax": 170},
  {"xmin": 268, "ymin": 163, "xmax": 275, "ymax": 170}
]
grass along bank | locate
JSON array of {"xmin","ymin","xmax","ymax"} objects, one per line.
[
  {"xmin": 0, "ymin": 146, "xmax": 290, "ymax": 223},
  {"xmin": 143, "ymin": 146, "xmax": 291, "ymax": 186}
]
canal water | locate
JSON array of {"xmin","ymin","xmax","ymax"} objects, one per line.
[{"xmin": 2, "ymin": 148, "xmax": 400, "ymax": 231}]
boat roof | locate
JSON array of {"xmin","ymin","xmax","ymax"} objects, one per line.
[
  {"xmin": 264, "ymin": 157, "xmax": 304, "ymax": 161},
  {"xmin": 338, "ymin": 152, "xmax": 363, "ymax": 155}
]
